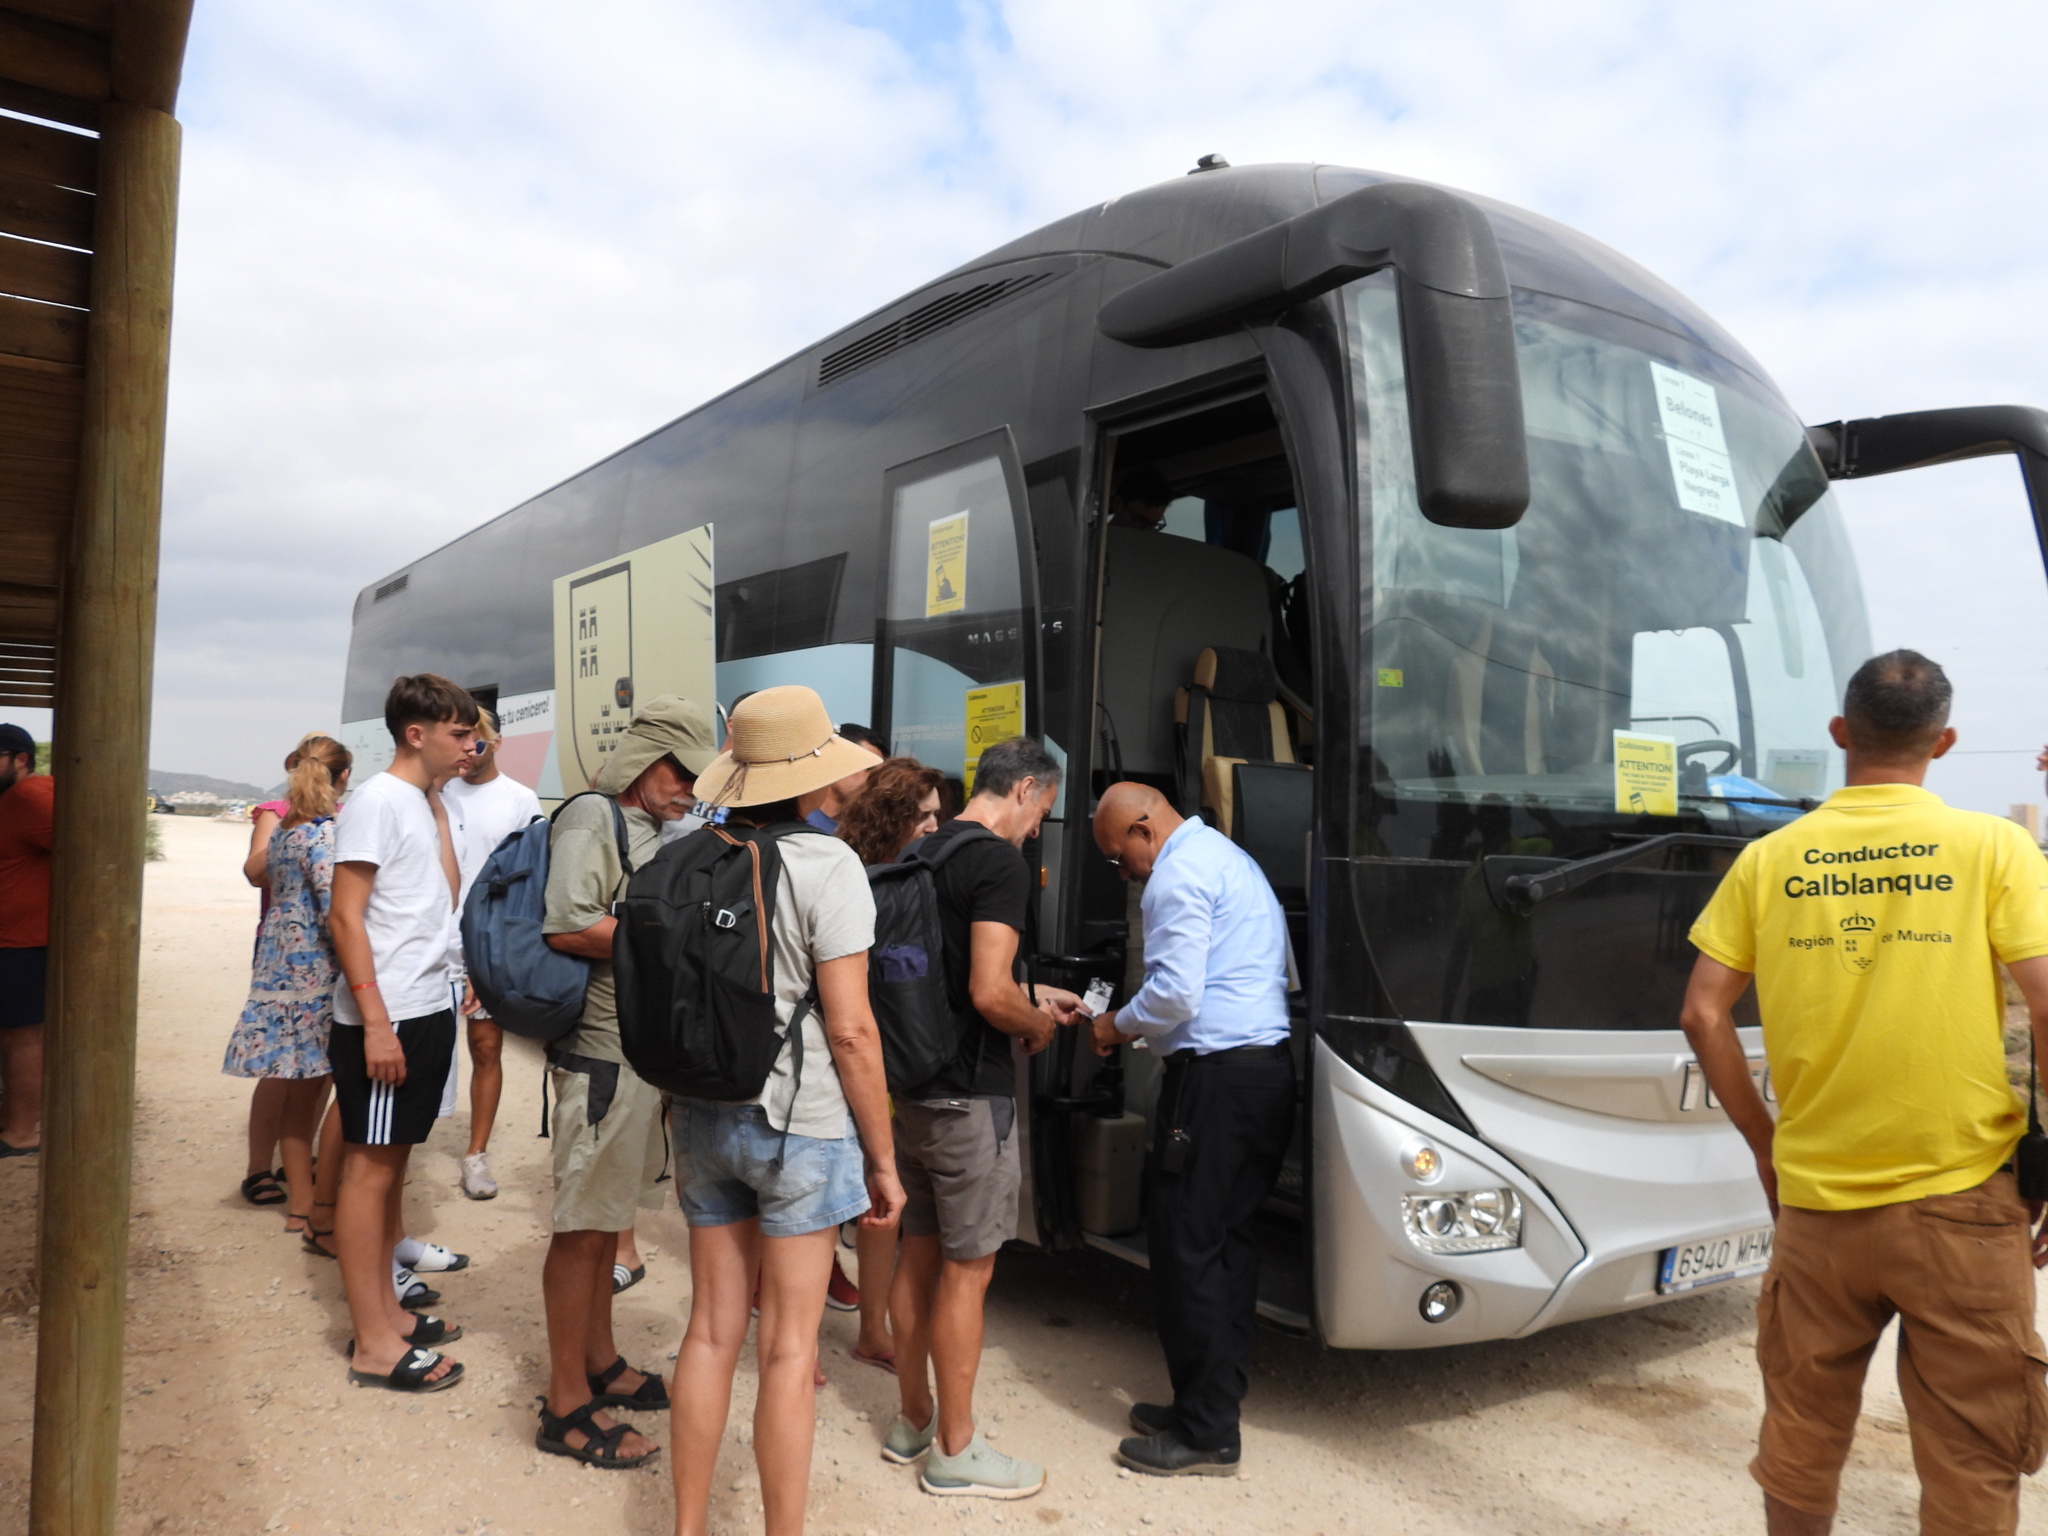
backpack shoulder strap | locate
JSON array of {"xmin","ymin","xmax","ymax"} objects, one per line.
[
  {"xmin": 550, "ymin": 790, "xmax": 635, "ymax": 888},
  {"xmin": 920, "ymin": 822, "xmax": 1007, "ymax": 873}
]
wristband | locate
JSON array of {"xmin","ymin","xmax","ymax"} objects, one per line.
[{"xmin": 350, "ymin": 981, "xmax": 378, "ymax": 993}]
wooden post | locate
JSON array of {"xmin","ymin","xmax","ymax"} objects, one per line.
[{"xmin": 29, "ymin": 96, "xmax": 180, "ymax": 1536}]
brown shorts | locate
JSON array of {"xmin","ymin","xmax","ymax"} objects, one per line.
[
  {"xmin": 893, "ymin": 1096, "xmax": 1019, "ymax": 1262},
  {"xmin": 1754, "ymin": 1171, "xmax": 2048, "ymax": 1534}
]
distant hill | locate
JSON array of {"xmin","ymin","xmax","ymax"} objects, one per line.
[{"xmin": 148, "ymin": 770, "xmax": 270, "ymax": 800}]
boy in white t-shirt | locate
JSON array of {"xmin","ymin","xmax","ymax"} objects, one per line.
[
  {"xmin": 442, "ymin": 707, "xmax": 542, "ymax": 1199},
  {"xmin": 328, "ymin": 673, "xmax": 478, "ymax": 1393}
]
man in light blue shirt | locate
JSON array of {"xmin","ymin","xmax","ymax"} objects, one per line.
[{"xmin": 1089, "ymin": 782, "xmax": 1296, "ymax": 1478}]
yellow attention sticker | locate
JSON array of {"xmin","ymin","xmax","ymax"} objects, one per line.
[
  {"xmin": 1613, "ymin": 730, "xmax": 1678, "ymax": 816},
  {"xmin": 1376, "ymin": 668, "xmax": 1404, "ymax": 687},
  {"xmin": 926, "ymin": 511, "xmax": 968, "ymax": 617},
  {"xmin": 963, "ymin": 681, "xmax": 1024, "ymax": 792}
]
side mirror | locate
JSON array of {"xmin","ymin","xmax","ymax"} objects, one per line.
[
  {"xmin": 1807, "ymin": 405, "xmax": 2048, "ymax": 576},
  {"xmin": 1097, "ymin": 181, "xmax": 1530, "ymax": 531}
]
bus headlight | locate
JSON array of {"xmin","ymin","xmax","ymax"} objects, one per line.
[{"xmin": 1400, "ymin": 1189, "xmax": 1523, "ymax": 1253}]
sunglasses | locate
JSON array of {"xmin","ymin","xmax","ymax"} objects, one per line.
[
  {"xmin": 465, "ymin": 739, "xmax": 490, "ymax": 756},
  {"xmin": 1104, "ymin": 813, "xmax": 1149, "ymax": 869}
]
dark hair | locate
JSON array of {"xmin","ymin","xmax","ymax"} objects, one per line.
[
  {"xmin": 838, "ymin": 757, "xmax": 944, "ymax": 865},
  {"xmin": 838, "ymin": 722, "xmax": 885, "ymax": 752},
  {"xmin": 1842, "ymin": 649, "xmax": 1952, "ymax": 757},
  {"xmin": 970, "ymin": 737, "xmax": 1062, "ymax": 801},
  {"xmin": 1115, "ymin": 465, "xmax": 1173, "ymax": 507},
  {"xmin": 730, "ymin": 796, "xmax": 801, "ymax": 827},
  {"xmin": 383, "ymin": 672, "xmax": 480, "ymax": 745}
]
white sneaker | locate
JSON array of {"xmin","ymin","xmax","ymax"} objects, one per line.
[{"xmin": 461, "ymin": 1152, "xmax": 498, "ymax": 1200}]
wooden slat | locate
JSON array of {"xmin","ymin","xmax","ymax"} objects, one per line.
[
  {"xmin": 0, "ymin": 108, "xmax": 97, "ymax": 188},
  {"xmin": 0, "ymin": 76, "xmax": 98, "ymax": 130},
  {"xmin": 0, "ymin": 289, "xmax": 85, "ymax": 363},
  {"xmin": 0, "ymin": 361, "xmax": 82, "ymax": 447},
  {"xmin": 0, "ymin": 0, "xmax": 113, "ymax": 33},
  {"xmin": 0, "ymin": 231, "xmax": 87, "ymax": 305},
  {"xmin": 0, "ymin": 167, "xmax": 93, "ymax": 248},
  {"xmin": 0, "ymin": 9, "xmax": 109, "ymax": 101},
  {"xmin": 0, "ymin": 578, "xmax": 59, "ymax": 643}
]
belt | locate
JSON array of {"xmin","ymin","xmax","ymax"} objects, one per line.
[{"xmin": 1164, "ymin": 1042, "xmax": 1290, "ymax": 1064}]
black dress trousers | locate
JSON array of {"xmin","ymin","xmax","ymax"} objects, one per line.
[{"xmin": 1146, "ymin": 1047, "xmax": 1297, "ymax": 1453}]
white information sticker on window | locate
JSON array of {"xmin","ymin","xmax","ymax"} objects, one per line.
[{"xmin": 1651, "ymin": 361, "xmax": 1742, "ymax": 526}]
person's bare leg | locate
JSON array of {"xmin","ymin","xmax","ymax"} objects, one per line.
[
  {"xmin": 1765, "ymin": 1495, "xmax": 1832, "ymax": 1535},
  {"xmin": 854, "ymin": 1219, "xmax": 896, "ymax": 1358},
  {"xmin": 927, "ymin": 1253, "xmax": 996, "ymax": 1455},
  {"xmin": 755, "ymin": 1227, "xmax": 836, "ymax": 1536},
  {"xmin": 891, "ymin": 1233, "xmax": 941, "ymax": 1431},
  {"xmin": 673, "ymin": 1222, "xmax": 758, "ymax": 1535},
  {"xmin": 246, "ymin": 1076, "xmax": 287, "ymax": 1177},
  {"xmin": 0, "ymin": 1024, "xmax": 43, "ymax": 1149},
  {"xmin": 544, "ymin": 1229, "xmax": 654, "ymax": 1457},
  {"xmin": 304, "ymin": 1100, "xmax": 343, "ymax": 1251},
  {"xmin": 616, "ymin": 1226, "xmax": 643, "ymax": 1273},
  {"xmin": 277, "ymin": 1077, "xmax": 330, "ymax": 1230},
  {"xmin": 464, "ymin": 1017, "xmax": 502, "ymax": 1156},
  {"xmin": 339, "ymin": 1144, "xmax": 453, "ymax": 1379}
]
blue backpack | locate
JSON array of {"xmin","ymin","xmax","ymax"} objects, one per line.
[{"xmin": 460, "ymin": 791, "xmax": 632, "ymax": 1042}]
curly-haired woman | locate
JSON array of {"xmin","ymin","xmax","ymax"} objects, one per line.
[{"xmin": 837, "ymin": 757, "xmax": 944, "ymax": 868}]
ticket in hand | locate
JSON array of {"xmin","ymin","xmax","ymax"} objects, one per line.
[{"xmin": 1081, "ymin": 977, "xmax": 1115, "ymax": 1018}]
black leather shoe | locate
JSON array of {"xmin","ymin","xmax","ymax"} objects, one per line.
[
  {"xmin": 1115, "ymin": 1431, "xmax": 1241, "ymax": 1477},
  {"xmin": 1128, "ymin": 1402, "xmax": 1173, "ymax": 1437}
]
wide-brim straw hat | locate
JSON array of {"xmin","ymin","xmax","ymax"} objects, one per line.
[
  {"xmin": 592, "ymin": 695, "xmax": 721, "ymax": 795},
  {"xmin": 694, "ymin": 685, "xmax": 879, "ymax": 808}
]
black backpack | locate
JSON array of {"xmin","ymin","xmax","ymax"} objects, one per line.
[
  {"xmin": 613, "ymin": 820, "xmax": 822, "ymax": 1103},
  {"xmin": 865, "ymin": 824, "xmax": 1006, "ymax": 1093}
]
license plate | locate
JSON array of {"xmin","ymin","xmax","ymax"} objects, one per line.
[{"xmin": 1658, "ymin": 1225, "xmax": 1774, "ymax": 1294}]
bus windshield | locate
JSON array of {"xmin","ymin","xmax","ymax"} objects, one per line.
[{"xmin": 1351, "ymin": 276, "xmax": 1871, "ymax": 825}]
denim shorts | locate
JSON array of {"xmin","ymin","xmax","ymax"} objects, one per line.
[{"xmin": 669, "ymin": 1099, "xmax": 870, "ymax": 1238}]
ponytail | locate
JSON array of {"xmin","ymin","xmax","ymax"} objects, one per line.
[{"xmin": 284, "ymin": 734, "xmax": 353, "ymax": 821}]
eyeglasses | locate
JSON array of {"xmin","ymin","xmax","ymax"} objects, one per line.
[{"xmin": 1104, "ymin": 813, "xmax": 1149, "ymax": 869}]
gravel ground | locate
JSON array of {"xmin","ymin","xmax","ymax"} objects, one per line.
[{"xmin": 1, "ymin": 813, "xmax": 2043, "ymax": 1535}]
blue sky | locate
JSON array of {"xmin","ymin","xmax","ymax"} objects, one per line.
[{"xmin": 13, "ymin": 1, "xmax": 2048, "ymax": 813}]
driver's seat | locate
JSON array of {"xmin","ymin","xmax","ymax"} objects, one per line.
[{"xmin": 1174, "ymin": 646, "xmax": 1293, "ymax": 836}]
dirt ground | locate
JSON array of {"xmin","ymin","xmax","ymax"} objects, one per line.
[{"xmin": 2, "ymin": 813, "xmax": 2043, "ymax": 1536}]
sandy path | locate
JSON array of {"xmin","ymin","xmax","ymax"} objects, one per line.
[{"xmin": 0, "ymin": 812, "xmax": 2040, "ymax": 1535}]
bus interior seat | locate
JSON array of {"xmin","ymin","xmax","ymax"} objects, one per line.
[
  {"xmin": 1174, "ymin": 645, "xmax": 1292, "ymax": 834},
  {"xmin": 1097, "ymin": 525, "xmax": 1271, "ymax": 777}
]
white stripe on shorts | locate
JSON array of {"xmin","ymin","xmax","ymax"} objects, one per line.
[{"xmin": 367, "ymin": 1079, "xmax": 394, "ymax": 1145}]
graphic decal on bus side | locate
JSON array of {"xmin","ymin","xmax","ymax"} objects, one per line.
[{"xmin": 552, "ymin": 524, "xmax": 715, "ymax": 794}]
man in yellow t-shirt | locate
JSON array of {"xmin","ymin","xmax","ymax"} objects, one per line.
[{"xmin": 1684, "ymin": 649, "xmax": 2048, "ymax": 1536}]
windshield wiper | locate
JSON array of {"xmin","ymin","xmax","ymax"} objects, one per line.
[
  {"xmin": 1488, "ymin": 832, "xmax": 1751, "ymax": 914},
  {"xmin": 1678, "ymin": 790, "xmax": 1820, "ymax": 812}
]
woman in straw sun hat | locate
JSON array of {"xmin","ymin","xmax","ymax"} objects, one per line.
[{"xmin": 669, "ymin": 685, "xmax": 905, "ymax": 1536}]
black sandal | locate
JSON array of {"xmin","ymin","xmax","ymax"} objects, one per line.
[
  {"xmin": 345, "ymin": 1316, "xmax": 463, "ymax": 1352},
  {"xmin": 240, "ymin": 1169, "xmax": 285, "ymax": 1207},
  {"xmin": 586, "ymin": 1355, "xmax": 670, "ymax": 1411},
  {"xmin": 347, "ymin": 1345, "xmax": 463, "ymax": 1393},
  {"xmin": 535, "ymin": 1398, "xmax": 659, "ymax": 1468},
  {"xmin": 300, "ymin": 1201, "xmax": 338, "ymax": 1259}
]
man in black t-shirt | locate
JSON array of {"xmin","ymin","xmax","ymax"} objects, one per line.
[{"xmin": 885, "ymin": 737, "xmax": 1082, "ymax": 1499}]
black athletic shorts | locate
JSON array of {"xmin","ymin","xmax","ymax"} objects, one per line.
[
  {"xmin": 329, "ymin": 1010, "xmax": 456, "ymax": 1146},
  {"xmin": 0, "ymin": 946, "xmax": 45, "ymax": 1028}
]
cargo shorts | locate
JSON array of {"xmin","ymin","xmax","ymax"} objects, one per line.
[
  {"xmin": 1753, "ymin": 1171, "xmax": 2048, "ymax": 1536},
  {"xmin": 894, "ymin": 1096, "xmax": 1019, "ymax": 1262},
  {"xmin": 548, "ymin": 1059, "xmax": 669, "ymax": 1233}
]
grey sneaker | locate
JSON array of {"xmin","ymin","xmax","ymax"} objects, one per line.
[
  {"xmin": 460, "ymin": 1152, "xmax": 498, "ymax": 1200},
  {"xmin": 881, "ymin": 1410, "xmax": 937, "ymax": 1465},
  {"xmin": 919, "ymin": 1431, "xmax": 1045, "ymax": 1499}
]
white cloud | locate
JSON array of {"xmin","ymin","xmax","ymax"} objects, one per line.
[{"xmin": 132, "ymin": 0, "xmax": 2048, "ymax": 812}]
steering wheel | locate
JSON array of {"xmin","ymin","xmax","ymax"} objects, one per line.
[{"xmin": 1678, "ymin": 739, "xmax": 1740, "ymax": 778}]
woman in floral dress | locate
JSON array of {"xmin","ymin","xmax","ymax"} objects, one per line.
[{"xmin": 223, "ymin": 735, "xmax": 352, "ymax": 1232}]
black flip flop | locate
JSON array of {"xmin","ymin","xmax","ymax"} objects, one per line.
[
  {"xmin": 239, "ymin": 1169, "xmax": 285, "ymax": 1206},
  {"xmin": 535, "ymin": 1399, "xmax": 658, "ymax": 1468},
  {"xmin": 399, "ymin": 1279, "xmax": 440, "ymax": 1311},
  {"xmin": 346, "ymin": 1316, "xmax": 463, "ymax": 1353},
  {"xmin": 0, "ymin": 1140, "xmax": 38, "ymax": 1159},
  {"xmin": 587, "ymin": 1355, "xmax": 670, "ymax": 1411},
  {"xmin": 347, "ymin": 1346, "xmax": 463, "ymax": 1393},
  {"xmin": 611, "ymin": 1262, "xmax": 645, "ymax": 1294}
]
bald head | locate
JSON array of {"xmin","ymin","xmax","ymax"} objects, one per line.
[{"xmin": 1093, "ymin": 782, "xmax": 1184, "ymax": 881}]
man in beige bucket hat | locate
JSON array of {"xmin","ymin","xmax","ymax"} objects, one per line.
[
  {"xmin": 531, "ymin": 694, "xmax": 718, "ymax": 1467},
  {"xmin": 667, "ymin": 685, "xmax": 907, "ymax": 1536}
]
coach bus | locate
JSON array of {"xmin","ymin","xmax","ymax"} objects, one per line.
[{"xmin": 339, "ymin": 160, "xmax": 2048, "ymax": 1348}]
